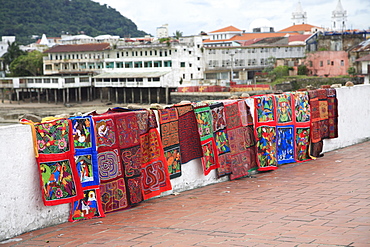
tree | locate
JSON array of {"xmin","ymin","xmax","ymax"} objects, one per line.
[
  {"xmin": 263, "ymin": 56, "xmax": 276, "ymax": 73},
  {"xmin": 347, "ymin": 67, "xmax": 356, "ymax": 77},
  {"xmin": 269, "ymin": 65, "xmax": 290, "ymax": 79},
  {"xmin": 1, "ymin": 41, "xmax": 27, "ymax": 73},
  {"xmin": 9, "ymin": 50, "xmax": 44, "ymax": 76},
  {"xmin": 173, "ymin": 30, "xmax": 183, "ymax": 40},
  {"xmin": 298, "ymin": 65, "xmax": 308, "ymax": 75}
]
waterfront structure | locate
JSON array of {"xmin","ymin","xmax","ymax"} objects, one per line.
[{"xmin": 42, "ymin": 36, "xmax": 204, "ymax": 103}]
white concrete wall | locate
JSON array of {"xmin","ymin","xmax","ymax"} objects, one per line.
[
  {"xmin": 323, "ymin": 84, "xmax": 370, "ymax": 152},
  {"xmin": 0, "ymin": 125, "xmax": 69, "ymax": 241},
  {"xmin": 1, "ymin": 84, "xmax": 370, "ymax": 241}
]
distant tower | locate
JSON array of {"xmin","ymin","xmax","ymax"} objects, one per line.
[
  {"xmin": 292, "ymin": 1, "xmax": 307, "ymax": 25},
  {"xmin": 156, "ymin": 24, "xmax": 169, "ymax": 38},
  {"xmin": 332, "ymin": 0, "xmax": 347, "ymax": 31}
]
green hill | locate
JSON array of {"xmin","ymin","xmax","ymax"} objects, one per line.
[{"xmin": 0, "ymin": 0, "xmax": 148, "ymax": 44}]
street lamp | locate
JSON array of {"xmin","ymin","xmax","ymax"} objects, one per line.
[{"xmin": 230, "ymin": 52, "xmax": 235, "ymax": 84}]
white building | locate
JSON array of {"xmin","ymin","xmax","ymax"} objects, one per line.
[
  {"xmin": 0, "ymin": 36, "xmax": 16, "ymax": 57},
  {"xmin": 43, "ymin": 36, "xmax": 204, "ymax": 89},
  {"xmin": 332, "ymin": 0, "xmax": 347, "ymax": 31},
  {"xmin": 292, "ymin": 1, "xmax": 307, "ymax": 25},
  {"xmin": 156, "ymin": 24, "xmax": 169, "ymax": 38}
]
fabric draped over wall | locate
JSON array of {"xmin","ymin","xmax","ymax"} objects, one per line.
[
  {"xmin": 194, "ymin": 104, "xmax": 220, "ymax": 176},
  {"xmin": 32, "ymin": 119, "xmax": 84, "ymax": 206},
  {"xmin": 21, "ymin": 88, "xmax": 338, "ymax": 223},
  {"xmin": 158, "ymin": 108, "xmax": 182, "ymax": 179},
  {"xmin": 175, "ymin": 104, "xmax": 203, "ymax": 164},
  {"xmin": 69, "ymin": 116, "xmax": 105, "ymax": 222}
]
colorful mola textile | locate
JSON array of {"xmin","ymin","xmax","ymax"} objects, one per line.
[
  {"xmin": 308, "ymin": 89, "xmax": 330, "ymax": 157},
  {"xmin": 69, "ymin": 186, "xmax": 105, "ymax": 222},
  {"xmin": 175, "ymin": 104, "xmax": 203, "ymax": 164},
  {"xmin": 159, "ymin": 107, "xmax": 182, "ymax": 179},
  {"xmin": 253, "ymin": 95, "xmax": 278, "ymax": 171},
  {"xmin": 326, "ymin": 88, "xmax": 338, "ymax": 139},
  {"xmin": 274, "ymin": 93, "xmax": 296, "ymax": 165},
  {"xmin": 140, "ymin": 128, "xmax": 172, "ymax": 200},
  {"xmin": 71, "ymin": 116, "xmax": 100, "ymax": 187},
  {"xmin": 255, "ymin": 125, "xmax": 278, "ymax": 170},
  {"xmin": 92, "ymin": 113, "xmax": 130, "ymax": 213},
  {"xmin": 292, "ymin": 91, "xmax": 311, "ymax": 162},
  {"xmin": 69, "ymin": 116, "xmax": 104, "ymax": 222},
  {"xmin": 210, "ymin": 102, "xmax": 231, "ymax": 177},
  {"xmin": 194, "ymin": 105, "xmax": 220, "ymax": 176},
  {"xmin": 276, "ymin": 125, "xmax": 295, "ymax": 164},
  {"xmin": 224, "ymin": 100, "xmax": 257, "ymax": 179},
  {"xmin": 33, "ymin": 119, "xmax": 84, "ymax": 206}
]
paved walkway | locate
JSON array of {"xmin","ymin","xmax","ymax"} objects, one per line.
[{"xmin": 2, "ymin": 141, "xmax": 370, "ymax": 247}]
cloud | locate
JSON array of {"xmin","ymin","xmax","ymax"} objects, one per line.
[{"xmin": 93, "ymin": 0, "xmax": 369, "ymax": 36}]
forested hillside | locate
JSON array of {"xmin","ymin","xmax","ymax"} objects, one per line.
[{"xmin": 0, "ymin": 0, "xmax": 148, "ymax": 44}]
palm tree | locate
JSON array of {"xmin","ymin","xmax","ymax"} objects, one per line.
[
  {"xmin": 1, "ymin": 41, "xmax": 26, "ymax": 73},
  {"xmin": 173, "ymin": 30, "xmax": 183, "ymax": 40}
]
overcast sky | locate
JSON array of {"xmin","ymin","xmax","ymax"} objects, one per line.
[{"xmin": 93, "ymin": 0, "xmax": 369, "ymax": 36}]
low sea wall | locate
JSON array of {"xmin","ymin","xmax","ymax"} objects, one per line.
[{"xmin": 1, "ymin": 84, "xmax": 370, "ymax": 241}]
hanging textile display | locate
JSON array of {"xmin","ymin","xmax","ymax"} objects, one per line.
[
  {"xmin": 175, "ymin": 104, "xmax": 203, "ymax": 164},
  {"xmin": 224, "ymin": 100, "xmax": 256, "ymax": 180},
  {"xmin": 158, "ymin": 107, "xmax": 182, "ymax": 179},
  {"xmin": 116, "ymin": 111, "xmax": 144, "ymax": 205},
  {"xmin": 308, "ymin": 87, "xmax": 338, "ymax": 157},
  {"xmin": 93, "ymin": 113, "xmax": 130, "ymax": 213},
  {"xmin": 194, "ymin": 104, "xmax": 220, "ymax": 176},
  {"xmin": 326, "ymin": 88, "xmax": 338, "ymax": 139},
  {"xmin": 210, "ymin": 102, "xmax": 231, "ymax": 177},
  {"xmin": 274, "ymin": 93, "xmax": 296, "ymax": 165},
  {"xmin": 292, "ymin": 91, "xmax": 311, "ymax": 162},
  {"xmin": 31, "ymin": 118, "xmax": 84, "ymax": 206},
  {"xmin": 140, "ymin": 128, "xmax": 172, "ymax": 200},
  {"xmin": 69, "ymin": 116, "xmax": 105, "ymax": 222},
  {"xmin": 308, "ymin": 89, "xmax": 327, "ymax": 157},
  {"xmin": 254, "ymin": 95, "xmax": 278, "ymax": 171}
]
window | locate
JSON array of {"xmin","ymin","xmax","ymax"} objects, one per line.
[
  {"xmin": 106, "ymin": 62, "xmax": 114, "ymax": 69},
  {"xmin": 327, "ymin": 60, "xmax": 330, "ymax": 65},
  {"xmin": 341, "ymin": 60, "xmax": 344, "ymax": 66},
  {"xmin": 116, "ymin": 62, "xmax": 124, "ymax": 68},
  {"xmin": 154, "ymin": 61, "xmax": 162, "ymax": 67},
  {"xmin": 125, "ymin": 62, "xmax": 133, "ymax": 68},
  {"xmin": 144, "ymin": 61, "xmax": 152, "ymax": 68},
  {"xmin": 134, "ymin": 61, "xmax": 143, "ymax": 68},
  {"xmin": 320, "ymin": 61, "xmax": 323, "ymax": 67},
  {"xmin": 331, "ymin": 61, "xmax": 334, "ymax": 66},
  {"xmin": 164, "ymin": 61, "xmax": 172, "ymax": 67},
  {"xmin": 180, "ymin": 62, "xmax": 186, "ymax": 67},
  {"xmin": 65, "ymin": 78, "xmax": 75, "ymax": 84},
  {"xmin": 45, "ymin": 65, "xmax": 52, "ymax": 70}
]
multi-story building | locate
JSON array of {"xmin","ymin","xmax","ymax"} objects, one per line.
[
  {"xmin": 202, "ymin": 24, "xmax": 316, "ymax": 85},
  {"xmin": 43, "ymin": 36, "xmax": 204, "ymax": 102}
]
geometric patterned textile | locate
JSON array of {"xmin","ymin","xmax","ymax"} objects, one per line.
[
  {"xmin": 175, "ymin": 104, "xmax": 203, "ymax": 164},
  {"xmin": 140, "ymin": 128, "xmax": 172, "ymax": 200},
  {"xmin": 159, "ymin": 107, "xmax": 182, "ymax": 179}
]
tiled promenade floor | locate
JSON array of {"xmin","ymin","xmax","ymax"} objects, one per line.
[{"xmin": 2, "ymin": 141, "xmax": 370, "ymax": 247}]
